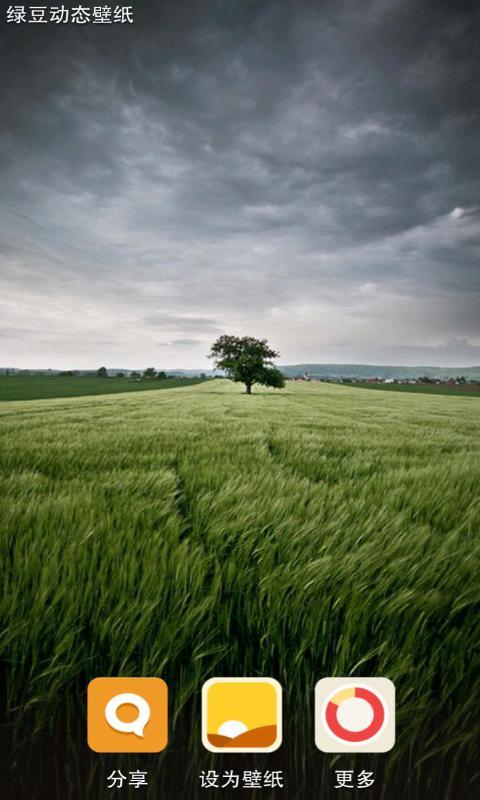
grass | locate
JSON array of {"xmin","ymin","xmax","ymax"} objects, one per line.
[
  {"xmin": 0, "ymin": 380, "xmax": 479, "ymax": 798},
  {"xmin": 0, "ymin": 375, "xmax": 206, "ymax": 402},
  {"xmin": 349, "ymin": 381, "xmax": 480, "ymax": 397}
]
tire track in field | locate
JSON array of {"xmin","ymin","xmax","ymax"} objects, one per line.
[{"xmin": 263, "ymin": 432, "xmax": 324, "ymax": 487}]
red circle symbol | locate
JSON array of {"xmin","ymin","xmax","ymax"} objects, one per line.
[{"xmin": 325, "ymin": 686, "xmax": 385, "ymax": 743}]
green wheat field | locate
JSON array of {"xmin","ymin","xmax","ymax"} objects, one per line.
[{"xmin": 1, "ymin": 380, "xmax": 479, "ymax": 798}]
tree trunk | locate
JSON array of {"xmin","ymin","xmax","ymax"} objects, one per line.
[{"xmin": 245, "ymin": 383, "xmax": 252, "ymax": 394}]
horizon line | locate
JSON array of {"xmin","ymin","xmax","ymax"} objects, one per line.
[{"xmin": 2, "ymin": 361, "xmax": 480, "ymax": 372}]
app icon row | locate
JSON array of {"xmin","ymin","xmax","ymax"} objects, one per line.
[{"xmin": 87, "ymin": 676, "xmax": 395, "ymax": 754}]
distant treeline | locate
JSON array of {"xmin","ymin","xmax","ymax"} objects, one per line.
[{"xmin": 0, "ymin": 367, "xmax": 212, "ymax": 380}]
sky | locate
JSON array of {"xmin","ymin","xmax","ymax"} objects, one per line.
[{"xmin": 0, "ymin": 0, "xmax": 479, "ymax": 370}]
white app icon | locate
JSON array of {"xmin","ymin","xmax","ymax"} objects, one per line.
[{"xmin": 315, "ymin": 677, "xmax": 395, "ymax": 753}]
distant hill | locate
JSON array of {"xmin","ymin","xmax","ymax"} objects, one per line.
[{"xmin": 279, "ymin": 364, "xmax": 480, "ymax": 381}]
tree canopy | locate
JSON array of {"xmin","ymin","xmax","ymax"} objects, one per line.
[
  {"xmin": 143, "ymin": 367, "xmax": 157, "ymax": 379},
  {"xmin": 209, "ymin": 335, "xmax": 286, "ymax": 394}
]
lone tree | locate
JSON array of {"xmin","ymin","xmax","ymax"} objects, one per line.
[
  {"xmin": 209, "ymin": 335, "xmax": 285, "ymax": 395},
  {"xmin": 143, "ymin": 367, "xmax": 157, "ymax": 380},
  {"xmin": 97, "ymin": 366, "xmax": 108, "ymax": 378}
]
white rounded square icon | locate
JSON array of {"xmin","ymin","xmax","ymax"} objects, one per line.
[
  {"xmin": 315, "ymin": 677, "xmax": 395, "ymax": 753},
  {"xmin": 202, "ymin": 678, "xmax": 282, "ymax": 753}
]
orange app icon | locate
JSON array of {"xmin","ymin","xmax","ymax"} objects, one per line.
[
  {"xmin": 87, "ymin": 677, "xmax": 168, "ymax": 753},
  {"xmin": 202, "ymin": 678, "xmax": 282, "ymax": 753}
]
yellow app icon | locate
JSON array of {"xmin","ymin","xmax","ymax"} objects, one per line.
[
  {"xmin": 87, "ymin": 677, "xmax": 168, "ymax": 752},
  {"xmin": 202, "ymin": 678, "xmax": 282, "ymax": 752}
]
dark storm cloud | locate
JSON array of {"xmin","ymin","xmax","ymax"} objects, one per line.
[
  {"xmin": 0, "ymin": 326, "xmax": 36, "ymax": 338},
  {"xmin": 0, "ymin": 0, "xmax": 479, "ymax": 368},
  {"xmin": 171, "ymin": 338, "xmax": 203, "ymax": 347},
  {"xmin": 145, "ymin": 314, "xmax": 220, "ymax": 332}
]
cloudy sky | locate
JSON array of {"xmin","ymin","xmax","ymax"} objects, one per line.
[{"xmin": 1, "ymin": 0, "xmax": 479, "ymax": 369}]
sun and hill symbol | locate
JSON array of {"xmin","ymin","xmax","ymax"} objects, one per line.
[{"xmin": 202, "ymin": 678, "xmax": 282, "ymax": 753}]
